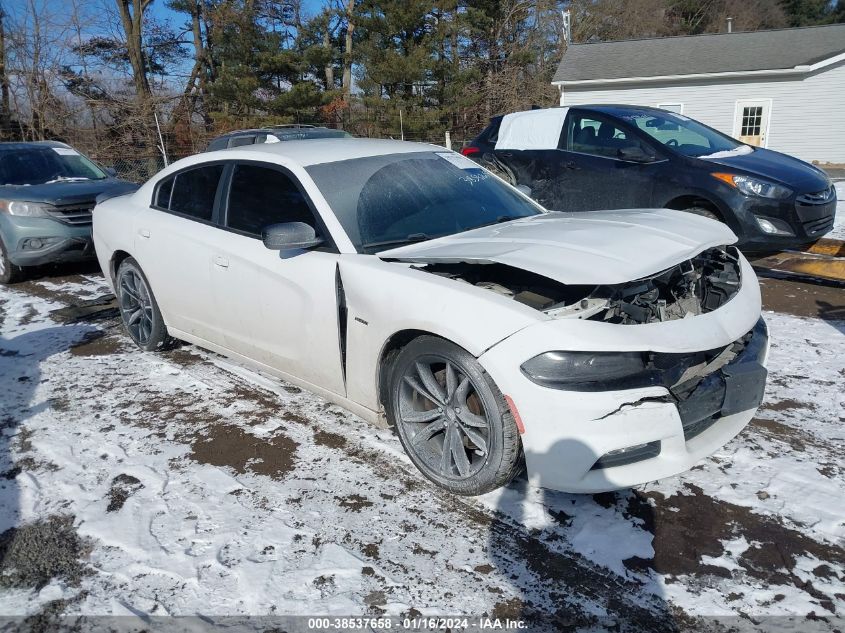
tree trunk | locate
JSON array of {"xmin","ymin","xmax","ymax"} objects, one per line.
[
  {"xmin": 323, "ymin": 27, "xmax": 334, "ymax": 89},
  {"xmin": 342, "ymin": 0, "xmax": 355, "ymax": 101},
  {"xmin": 115, "ymin": 0, "xmax": 151, "ymax": 98},
  {"xmin": 0, "ymin": 6, "xmax": 10, "ymax": 136}
]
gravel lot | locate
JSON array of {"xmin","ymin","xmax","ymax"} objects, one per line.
[{"xmin": 0, "ymin": 261, "xmax": 843, "ymax": 632}]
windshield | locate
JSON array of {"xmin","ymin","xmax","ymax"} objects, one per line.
[
  {"xmin": 615, "ymin": 111, "xmax": 745, "ymax": 157},
  {"xmin": 0, "ymin": 147, "xmax": 107, "ymax": 185},
  {"xmin": 306, "ymin": 151, "xmax": 542, "ymax": 253}
]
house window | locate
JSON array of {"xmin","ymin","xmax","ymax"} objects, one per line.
[
  {"xmin": 658, "ymin": 103, "xmax": 683, "ymax": 114},
  {"xmin": 741, "ymin": 106, "xmax": 763, "ymax": 137}
]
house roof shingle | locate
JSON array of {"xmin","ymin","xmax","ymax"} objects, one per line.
[{"xmin": 553, "ymin": 23, "xmax": 845, "ymax": 83}]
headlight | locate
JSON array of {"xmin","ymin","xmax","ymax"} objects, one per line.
[
  {"xmin": 0, "ymin": 200, "xmax": 55, "ymax": 217},
  {"xmin": 520, "ymin": 351, "xmax": 652, "ymax": 390},
  {"xmin": 711, "ymin": 173, "xmax": 792, "ymax": 199}
]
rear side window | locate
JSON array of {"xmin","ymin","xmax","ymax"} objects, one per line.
[
  {"xmin": 156, "ymin": 164, "xmax": 223, "ymax": 221},
  {"xmin": 226, "ymin": 164, "xmax": 316, "ymax": 236}
]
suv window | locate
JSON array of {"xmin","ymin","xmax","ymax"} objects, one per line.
[
  {"xmin": 564, "ymin": 113, "xmax": 647, "ymax": 159},
  {"xmin": 226, "ymin": 164, "xmax": 316, "ymax": 236},
  {"xmin": 228, "ymin": 135, "xmax": 257, "ymax": 148},
  {"xmin": 159, "ymin": 164, "xmax": 223, "ymax": 221}
]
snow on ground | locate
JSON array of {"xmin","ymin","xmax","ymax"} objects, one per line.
[{"xmin": 0, "ymin": 270, "xmax": 844, "ymax": 631}]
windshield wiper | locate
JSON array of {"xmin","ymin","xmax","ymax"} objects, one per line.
[
  {"xmin": 475, "ymin": 215, "xmax": 523, "ymax": 229},
  {"xmin": 45, "ymin": 176, "xmax": 91, "ymax": 184},
  {"xmin": 363, "ymin": 233, "xmax": 433, "ymax": 250}
]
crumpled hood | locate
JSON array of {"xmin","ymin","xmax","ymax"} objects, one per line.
[{"xmin": 378, "ymin": 209, "xmax": 738, "ymax": 285}]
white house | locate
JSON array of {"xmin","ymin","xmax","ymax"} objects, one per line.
[{"xmin": 552, "ymin": 24, "xmax": 845, "ymax": 165}]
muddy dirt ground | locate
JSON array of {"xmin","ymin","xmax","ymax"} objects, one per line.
[{"xmin": 0, "ymin": 264, "xmax": 843, "ymax": 632}]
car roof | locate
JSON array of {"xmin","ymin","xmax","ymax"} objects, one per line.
[
  {"xmin": 0, "ymin": 140, "xmax": 72, "ymax": 151},
  {"xmin": 205, "ymin": 137, "xmax": 440, "ymax": 167}
]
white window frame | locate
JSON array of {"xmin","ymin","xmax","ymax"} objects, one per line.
[
  {"xmin": 732, "ymin": 99, "xmax": 773, "ymax": 148},
  {"xmin": 657, "ymin": 103, "xmax": 684, "ymax": 114}
]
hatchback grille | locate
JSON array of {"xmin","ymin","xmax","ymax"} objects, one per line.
[
  {"xmin": 797, "ymin": 186, "xmax": 835, "ymax": 205},
  {"xmin": 803, "ymin": 215, "xmax": 835, "ymax": 236},
  {"xmin": 47, "ymin": 202, "xmax": 94, "ymax": 225}
]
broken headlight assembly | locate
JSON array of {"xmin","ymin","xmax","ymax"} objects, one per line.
[
  {"xmin": 521, "ymin": 350, "xmax": 651, "ymax": 390},
  {"xmin": 521, "ymin": 320, "xmax": 765, "ymax": 393}
]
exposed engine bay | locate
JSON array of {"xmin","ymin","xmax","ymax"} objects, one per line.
[{"xmin": 416, "ymin": 246, "xmax": 741, "ymax": 324}]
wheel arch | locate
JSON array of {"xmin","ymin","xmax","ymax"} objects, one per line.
[
  {"xmin": 663, "ymin": 194, "xmax": 724, "ymax": 220},
  {"xmin": 376, "ymin": 328, "xmax": 452, "ymax": 418},
  {"xmin": 110, "ymin": 249, "xmax": 133, "ymax": 284}
]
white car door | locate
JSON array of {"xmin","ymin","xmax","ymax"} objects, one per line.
[
  {"xmin": 209, "ymin": 162, "xmax": 346, "ymax": 396},
  {"xmin": 133, "ymin": 163, "xmax": 226, "ymax": 344}
]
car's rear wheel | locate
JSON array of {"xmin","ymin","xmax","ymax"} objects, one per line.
[
  {"xmin": 0, "ymin": 239, "xmax": 26, "ymax": 284},
  {"xmin": 386, "ymin": 336, "xmax": 522, "ymax": 495},
  {"xmin": 116, "ymin": 258, "xmax": 171, "ymax": 351}
]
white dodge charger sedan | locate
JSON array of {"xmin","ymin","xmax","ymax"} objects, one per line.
[{"xmin": 93, "ymin": 138, "xmax": 768, "ymax": 495}]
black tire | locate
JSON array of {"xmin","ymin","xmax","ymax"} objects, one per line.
[
  {"xmin": 115, "ymin": 257, "xmax": 171, "ymax": 351},
  {"xmin": 0, "ymin": 238, "xmax": 26, "ymax": 284},
  {"xmin": 685, "ymin": 206, "xmax": 721, "ymax": 222},
  {"xmin": 386, "ymin": 336, "xmax": 523, "ymax": 495}
]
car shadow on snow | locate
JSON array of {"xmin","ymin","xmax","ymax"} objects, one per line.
[
  {"xmin": 487, "ymin": 439, "xmax": 684, "ymax": 632},
  {"xmin": 0, "ymin": 324, "xmax": 94, "ymax": 593}
]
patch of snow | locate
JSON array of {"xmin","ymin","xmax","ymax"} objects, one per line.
[{"xmin": 699, "ymin": 145, "xmax": 754, "ymax": 159}]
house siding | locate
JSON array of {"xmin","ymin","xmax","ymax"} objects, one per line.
[{"xmin": 558, "ymin": 60, "xmax": 845, "ymax": 164}]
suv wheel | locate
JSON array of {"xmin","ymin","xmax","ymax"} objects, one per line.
[
  {"xmin": 0, "ymin": 239, "xmax": 25, "ymax": 284},
  {"xmin": 386, "ymin": 336, "xmax": 523, "ymax": 495},
  {"xmin": 116, "ymin": 258, "xmax": 172, "ymax": 351}
]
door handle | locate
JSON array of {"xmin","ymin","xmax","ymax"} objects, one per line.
[
  {"xmin": 138, "ymin": 229, "xmax": 150, "ymax": 238},
  {"xmin": 213, "ymin": 255, "xmax": 229, "ymax": 268}
]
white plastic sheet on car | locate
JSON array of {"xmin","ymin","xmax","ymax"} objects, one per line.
[{"xmin": 495, "ymin": 108, "xmax": 569, "ymax": 151}]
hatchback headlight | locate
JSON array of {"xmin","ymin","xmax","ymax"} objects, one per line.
[
  {"xmin": 521, "ymin": 351, "xmax": 651, "ymax": 390},
  {"xmin": 711, "ymin": 173, "xmax": 792, "ymax": 199},
  {"xmin": 0, "ymin": 200, "xmax": 55, "ymax": 217}
]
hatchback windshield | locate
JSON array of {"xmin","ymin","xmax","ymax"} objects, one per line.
[
  {"xmin": 307, "ymin": 151, "xmax": 542, "ymax": 252},
  {"xmin": 616, "ymin": 111, "xmax": 745, "ymax": 157},
  {"xmin": 0, "ymin": 147, "xmax": 107, "ymax": 185}
]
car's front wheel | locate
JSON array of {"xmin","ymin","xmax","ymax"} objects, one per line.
[
  {"xmin": 386, "ymin": 336, "xmax": 523, "ymax": 495},
  {"xmin": 0, "ymin": 239, "xmax": 26, "ymax": 284},
  {"xmin": 116, "ymin": 257, "xmax": 171, "ymax": 351}
]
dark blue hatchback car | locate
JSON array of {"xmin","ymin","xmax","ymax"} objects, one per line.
[
  {"xmin": 0, "ymin": 141, "xmax": 137, "ymax": 283},
  {"xmin": 463, "ymin": 105, "xmax": 836, "ymax": 251}
]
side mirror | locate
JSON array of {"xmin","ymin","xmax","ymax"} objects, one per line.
[
  {"xmin": 262, "ymin": 222, "xmax": 324, "ymax": 251},
  {"xmin": 618, "ymin": 146, "xmax": 656, "ymax": 163}
]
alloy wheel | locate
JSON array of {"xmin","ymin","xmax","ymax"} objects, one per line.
[
  {"xmin": 398, "ymin": 356, "xmax": 492, "ymax": 479},
  {"xmin": 118, "ymin": 268, "xmax": 155, "ymax": 346}
]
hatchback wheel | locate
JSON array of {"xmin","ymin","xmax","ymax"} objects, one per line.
[
  {"xmin": 116, "ymin": 258, "xmax": 171, "ymax": 351},
  {"xmin": 685, "ymin": 206, "xmax": 721, "ymax": 222},
  {"xmin": 0, "ymin": 239, "xmax": 25, "ymax": 284},
  {"xmin": 387, "ymin": 336, "xmax": 522, "ymax": 495}
]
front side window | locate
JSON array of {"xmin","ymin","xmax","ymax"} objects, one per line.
[
  {"xmin": 160, "ymin": 164, "xmax": 223, "ymax": 221},
  {"xmin": 306, "ymin": 152, "xmax": 542, "ymax": 253},
  {"xmin": 226, "ymin": 164, "xmax": 315, "ymax": 235},
  {"xmin": 0, "ymin": 147, "xmax": 107, "ymax": 185},
  {"xmin": 617, "ymin": 110, "xmax": 743, "ymax": 157},
  {"xmin": 564, "ymin": 114, "xmax": 647, "ymax": 159}
]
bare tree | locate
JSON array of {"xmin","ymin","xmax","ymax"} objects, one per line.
[{"xmin": 114, "ymin": 0, "xmax": 153, "ymax": 98}]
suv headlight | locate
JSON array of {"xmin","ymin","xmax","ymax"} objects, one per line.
[
  {"xmin": 711, "ymin": 173, "xmax": 792, "ymax": 199},
  {"xmin": 0, "ymin": 200, "xmax": 55, "ymax": 217},
  {"xmin": 521, "ymin": 351, "xmax": 652, "ymax": 390}
]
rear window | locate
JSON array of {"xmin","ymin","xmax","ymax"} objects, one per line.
[{"xmin": 155, "ymin": 164, "xmax": 223, "ymax": 221}]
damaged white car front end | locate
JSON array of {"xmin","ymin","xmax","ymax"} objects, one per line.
[{"xmin": 381, "ymin": 209, "xmax": 767, "ymax": 493}]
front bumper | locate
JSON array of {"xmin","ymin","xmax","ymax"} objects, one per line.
[
  {"xmin": 0, "ymin": 215, "xmax": 95, "ymax": 267},
  {"xmin": 725, "ymin": 188, "xmax": 836, "ymax": 251},
  {"xmin": 479, "ymin": 255, "xmax": 766, "ymax": 493}
]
